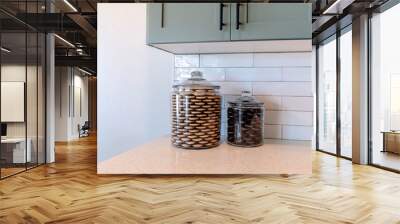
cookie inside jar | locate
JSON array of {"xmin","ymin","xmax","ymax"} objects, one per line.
[
  {"xmin": 226, "ymin": 91, "xmax": 265, "ymax": 147},
  {"xmin": 171, "ymin": 71, "xmax": 221, "ymax": 149}
]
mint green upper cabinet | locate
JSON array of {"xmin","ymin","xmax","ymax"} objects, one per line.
[
  {"xmin": 147, "ymin": 3, "xmax": 231, "ymax": 44},
  {"xmin": 230, "ymin": 3, "xmax": 312, "ymax": 41}
]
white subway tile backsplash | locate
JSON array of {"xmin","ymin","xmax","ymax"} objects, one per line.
[
  {"xmin": 264, "ymin": 125, "xmax": 282, "ymax": 139},
  {"xmin": 253, "ymin": 82, "xmax": 313, "ymax": 96},
  {"xmin": 253, "ymin": 52, "xmax": 312, "ymax": 67},
  {"xmin": 225, "ymin": 67, "xmax": 282, "ymax": 82},
  {"xmin": 174, "ymin": 68, "xmax": 225, "ymax": 81},
  {"xmin": 265, "ymin": 111, "xmax": 280, "ymax": 125},
  {"xmin": 174, "ymin": 52, "xmax": 314, "ymax": 141},
  {"xmin": 282, "ymin": 67, "xmax": 312, "ymax": 81},
  {"xmin": 214, "ymin": 82, "xmax": 252, "ymax": 95},
  {"xmin": 200, "ymin": 54, "xmax": 253, "ymax": 67},
  {"xmin": 282, "ymin": 125, "xmax": 313, "ymax": 140},
  {"xmin": 265, "ymin": 111, "xmax": 313, "ymax": 126},
  {"xmin": 255, "ymin": 96, "xmax": 282, "ymax": 110},
  {"xmin": 281, "ymin": 97, "xmax": 314, "ymax": 111},
  {"xmin": 175, "ymin": 55, "xmax": 199, "ymax": 67}
]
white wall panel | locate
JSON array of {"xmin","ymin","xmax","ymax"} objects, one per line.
[
  {"xmin": 175, "ymin": 55, "xmax": 199, "ymax": 67},
  {"xmin": 1, "ymin": 82, "xmax": 25, "ymax": 122},
  {"xmin": 282, "ymin": 67, "xmax": 312, "ymax": 81},
  {"xmin": 98, "ymin": 4, "xmax": 174, "ymax": 163},
  {"xmin": 254, "ymin": 52, "xmax": 312, "ymax": 67},
  {"xmin": 255, "ymin": 96, "xmax": 282, "ymax": 110},
  {"xmin": 200, "ymin": 54, "xmax": 253, "ymax": 67},
  {"xmin": 253, "ymin": 82, "xmax": 313, "ymax": 96},
  {"xmin": 265, "ymin": 111, "xmax": 313, "ymax": 126},
  {"xmin": 281, "ymin": 97, "xmax": 314, "ymax": 111},
  {"xmin": 264, "ymin": 124, "xmax": 282, "ymax": 139},
  {"xmin": 225, "ymin": 67, "xmax": 282, "ymax": 82},
  {"xmin": 282, "ymin": 125, "xmax": 313, "ymax": 140}
]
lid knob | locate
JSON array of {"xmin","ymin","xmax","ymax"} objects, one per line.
[
  {"xmin": 241, "ymin": 90, "xmax": 251, "ymax": 97},
  {"xmin": 190, "ymin": 71, "xmax": 204, "ymax": 80}
]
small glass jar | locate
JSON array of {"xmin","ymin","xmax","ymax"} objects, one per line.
[
  {"xmin": 171, "ymin": 71, "xmax": 221, "ymax": 149},
  {"xmin": 227, "ymin": 91, "xmax": 264, "ymax": 147}
]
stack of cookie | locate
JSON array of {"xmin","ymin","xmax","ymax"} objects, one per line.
[{"xmin": 171, "ymin": 88, "xmax": 221, "ymax": 149}]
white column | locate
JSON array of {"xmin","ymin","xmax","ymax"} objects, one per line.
[
  {"xmin": 46, "ymin": 32, "xmax": 55, "ymax": 163},
  {"xmin": 352, "ymin": 14, "xmax": 369, "ymax": 164}
]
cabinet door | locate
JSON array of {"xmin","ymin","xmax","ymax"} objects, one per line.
[
  {"xmin": 230, "ymin": 3, "xmax": 312, "ymax": 41},
  {"xmin": 147, "ymin": 3, "xmax": 231, "ymax": 44}
]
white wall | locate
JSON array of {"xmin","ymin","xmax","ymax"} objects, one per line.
[
  {"xmin": 72, "ymin": 73, "xmax": 89, "ymax": 137},
  {"xmin": 97, "ymin": 4, "xmax": 174, "ymax": 162},
  {"xmin": 55, "ymin": 67, "xmax": 69, "ymax": 141},
  {"xmin": 174, "ymin": 52, "xmax": 313, "ymax": 141},
  {"xmin": 55, "ymin": 67, "xmax": 89, "ymax": 141}
]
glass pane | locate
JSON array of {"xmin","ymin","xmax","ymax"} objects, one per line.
[
  {"xmin": 340, "ymin": 28, "xmax": 352, "ymax": 158},
  {"xmin": 318, "ymin": 36, "xmax": 337, "ymax": 154},
  {"xmin": 27, "ymin": 31, "xmax": 38, "ymax": 169},
  {"xmin": 25, "ymin": 0, "xmax": 38, "ymax": 169},
  {"xmin": 1, "ymin": 31, "xmax": 27, "ymax": 177},
  {"xmin": 371, "ymin": 4, "xmax": 400, "ymax": 171},
  {"xmin": 38, "ymin": 33, "xmax": 46, "ymax": 165}
]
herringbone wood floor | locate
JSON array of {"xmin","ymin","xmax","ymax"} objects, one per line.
[{"xmin": 1, "ymin": 136, "xmax": 400, "ymax": 224}]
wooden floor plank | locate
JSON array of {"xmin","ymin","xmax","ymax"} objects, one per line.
[{"xmin": 1, "ymin": 135, "xmax": 400, "ymax": 223}]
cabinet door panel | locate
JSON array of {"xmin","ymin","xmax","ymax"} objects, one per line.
[
  {"xmin": 230, "ymin": 3, "xmax": 312, "ymax": 41},
  {"xmin": 147, "ymin": 3, "xmax": 231, "ymax": 44}
]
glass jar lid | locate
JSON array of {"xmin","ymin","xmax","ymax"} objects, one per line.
[
  {"xmin": 173, "ymin": 71, "xmax": 220, "ymax": 90},
  {"xmin": 228, "ymin": 91, "xmax": 264, "ymax": 108}
]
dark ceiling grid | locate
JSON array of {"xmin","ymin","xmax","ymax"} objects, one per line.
[{"xmin": 1, "ymin": 0, "xmax": 397, "ymax": 75}]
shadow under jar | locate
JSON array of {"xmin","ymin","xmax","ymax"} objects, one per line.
[
  {"xmin": 227, "ymin": 91, "xmax": 265, "ymax": 147},
  {"xmin": 171, "ymin": 71, "xmax": 221, "ymax": 149}
]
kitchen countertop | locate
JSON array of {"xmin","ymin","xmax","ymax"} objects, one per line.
[{"xmin": 98, "ymin": 136, "xmax": 312, "ymax": 175}]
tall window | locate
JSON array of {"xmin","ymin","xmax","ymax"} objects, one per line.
[
  {"xmin": 371, "ymin": 3, "xmax": 400, "ymax": 171},
  {"xmin": 318, "ymin": 36, "xmax": 337, "ymax": 154},
  {"xmin": 340, "ymin": 27, "xmax": 352, "ymax": 158}
]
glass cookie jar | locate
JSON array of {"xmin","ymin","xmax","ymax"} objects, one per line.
[
  {"xmin": 171, "ymin": 71, "xmax": 221, "ymax": 149},
  {"xmin": 227, "ymin": 91, "xmax": 265, "ymax": 147}
]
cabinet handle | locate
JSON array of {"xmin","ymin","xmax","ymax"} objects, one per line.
[
  {"xmin": 161, "ymin": 3, "xmax": 164, "ymax": 28},
  {"xmin": 219, "ymin": 3, "xmax": 226, "ymax": 31},
  {"xmin": 236, "ymin": 3, "xmax": 242, "ymax": 30},
  {"xmin": 246, "ymin": 3, "xmax": 249, "ymax": 23}
]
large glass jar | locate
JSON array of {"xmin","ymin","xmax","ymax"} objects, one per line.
[
  {"xmin": 227, "ymin": 91, "xmax": 264, "ymax": 147},
  {"xmin": 171, "ymin": 71, "xmax": 221, "ymax": 149}
]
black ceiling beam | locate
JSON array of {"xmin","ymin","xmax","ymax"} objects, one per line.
[
  {"xmin": 0, "ymin": 18, "xmax": 28, "ymax": 31},
  {"xmin": 15, "ymin": 13, "xmax": 83, "ymax": 32},
  {"xmin": 86, "ymin": 0, "xmax": 97, "ymax": 11},
  {"xmin": 55, "ymin": 55, "xmax": 96, "ymax": 70}
]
